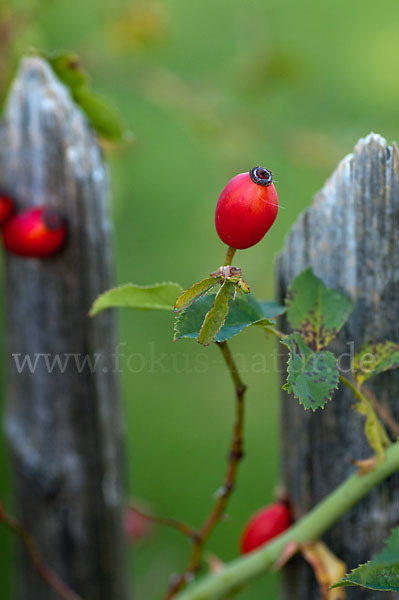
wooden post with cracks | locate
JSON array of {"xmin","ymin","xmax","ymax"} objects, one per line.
[
  {"xmin": 0, "ymin": 57, "xmax": 128, "ymax": 600},
  {"xmin": 277, "ymin": 133, "xmax": 399, "ymax": 599}
]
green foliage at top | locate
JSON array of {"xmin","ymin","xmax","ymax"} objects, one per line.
[
  {"xmin": 46, "ymin": 52, "xmax": 128, "ymax": 142},
  {"xmin": 89, "ymin": 282, "xmax": 183, "ymax": 316},
  {"xmin": 286, "ymin": 268, "xmax": 353, "ymax": 351},
  {"xmin": 282, "ymin": 333, "xmax": 339, "ymax": 410},
  {"xmin": 353, "ymin": 341, "xmax": 399, "ymax": 385},
  {"xmin": 174, "ymin": 292, "xmax": 284, "ymax": 344},
  {"xmin": 332, "ymin": 527, "xmax": 399, "ymax": 592}
]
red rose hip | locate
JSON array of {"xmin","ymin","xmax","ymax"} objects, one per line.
[
  {"xmin": 240, "ymin": 501, "xmax": 292, "ymax": 554},
  {"xmin": 2, "ymin": 207, "xmax": 67, "ymax": 258},
  {"xmin": 215, "ymin": 166, "xmax": 278, "ymax": 250}
]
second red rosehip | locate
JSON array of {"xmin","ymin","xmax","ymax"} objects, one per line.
[
  {"xmin": 2, "ymin": 207, "xmax": 68, "ymax": 258},
  {"xmin": 215, "ymin": 166, "xmax": 278, "ymax": 250},
  {"xmin": 240, "ymin": 501, "xmax": 292, "ymax": 554}
]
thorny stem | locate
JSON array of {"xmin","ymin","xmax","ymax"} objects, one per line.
[
  {"xmin": 129, "ymin": 505, "xmax": 196, "ymax": 539},
  {"xmin": 165, "ymin": 340, "xmax": 247, "ymax": 599},
  {"xmin": 223, "ymin": 247, "xmax": 236, "ymax": 267},
  {"xmin": 175, "ymin": 442, "xmax": 399, "ymax": 600},
  {"xmin": 2, "ymin": 512, "xmax": 83, "ymax": 600}
]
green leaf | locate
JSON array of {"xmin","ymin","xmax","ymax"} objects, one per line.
[
  {"xmin": 89, "ymin": 282, "xmax": 183, "ymax": 316},
  {"xmin": 355, "ymin": 396, "xmax": 390, "ymax": 463},
  {"xmin": 353, "ymin": 341, "xmax": 399, "ymax": 385},
  {"xmin": 174, "ymin": 277, "xmax": 222, "ymax": 312},
  {"xmin": 286, "ymin": 268, "xmax": 353, "ymax": 351},
  {"xmin": 45, "ymin": 52, "xmax": 128, "ymax": 142},
  {"xmin": 75, "ymin": 87, "xmax": 127, "ymax": 142},
  {"xmin": 198, "ymin": 282, "xmax": 236, "ymax": 346},
  {"xmin": 257, "ymin": 300, "xmax": 286, "ymax": 319},
  {"xmin": 332, "ymin": 527, "xmax": 399, "ymax": 592},
  {"xmin": 282, "ymin": 333, "xmax": 339, "ymax": 411},
  {"xmin": 47, "ymin": 52, "xmax": 88, "ymax": 92},
  {"xmin": 174, "ymin": 292, "xmax": 275, "ymax": 343}
]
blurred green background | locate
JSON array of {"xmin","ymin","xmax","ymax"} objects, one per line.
[{"xmin": 1, "ymin": 0, "xmax": 399, "ymax": 598}]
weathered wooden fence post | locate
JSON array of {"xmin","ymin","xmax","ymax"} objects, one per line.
[
  {"xmin": 0, "ymin": 57, "xmax": 128, "ymax": 600},
  {"xmin": 277, "ymin": 133, "xmax": 399, "ymax": 599}
]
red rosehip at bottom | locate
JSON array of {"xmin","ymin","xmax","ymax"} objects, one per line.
[
  {"xmin": 240, "ymin": 501, "xmax": 292, "ymax": 554},
  {"xmin": 0, "ymin": 194, "xmax": 15, "ymax": 227},
  {"xmin": 2, "ymin": 207, "xmax": 68, "ymax": 258}
]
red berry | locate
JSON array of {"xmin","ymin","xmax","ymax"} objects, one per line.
[
  {"xmin": 0, "ymin": 193, "xmax": 15, "ymax": 226},
  {"xmin": 215, "ymin": 167, "xmax": 278, "ymax": 250},
  {"xmin": 240, "ymin": 501, "xmax": 292, "ymax": 554},
  {"xmin": 2, "ymin": 207, "xmax": 67, "ymax": 258}
]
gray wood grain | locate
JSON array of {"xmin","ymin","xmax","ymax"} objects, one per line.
[
  {"xmin": 0, "ymin": 57, "xmax": 128, "ymax": 600},
  {"xmin": 277, "ymin": 133, "xmax": 399, "ymax": 599}
]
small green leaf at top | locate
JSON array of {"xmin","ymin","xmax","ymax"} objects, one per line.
[
  {"xmin": 89, "ymin": 282, "xmax": 183, "ymax": 316},
  {"xmin": 174, "ymin": 292, "xmax": 282, "ymax": 344},
  {"xmin": 75, "ymin": 87, "xmax": 128, "ymax": 142},
  {"xmin": 174, "ymin": 276, "xmax": 222, "ymax": 312},
  {"xmin": 198, "ymin": 282, "xmax": 236, "ymax": 346},
  {"xmin": 285, "ymin": 268, "xmax": 353, "ymax": 351},
  {"xmin": 282, "ymin": 333, "xmax": 339, "ymax": 411},
  {"xmin": 353, "ymin": 341, "xmax": 399, "ymax": 385},
  {"xmin": 45, "ymin": 52, "xmax": 129, "ymax": 142},
  {"xmin": 331, "ymin": 526, "xmax": 399, "ymax": 592},
  {"xmin": 47, "ymin": 52, "xmax": 88, "ymax": 92}
]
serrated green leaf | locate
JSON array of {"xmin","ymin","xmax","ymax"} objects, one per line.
[
  {"xmin": 282, "ymin": 333, "xmax": 339, "ymax": 410},
  {"xmin": 174, "ymin": 292, "xmax": 274, "ymax": 343},
  {"xmin": 355, "ymin": 396, "xmax": 390, "ymax": 463},
  {"xmin": 198, "ymin": 282, "xmax": 236, "ymax": 346},
  {"xmin": 174, "ymin": 277, "xmax": 222, "ymax": 312},
  {"xmin": 353, "ymin": 341, "xmax": 399, "ymax": 385},
  {"xmin": 286, "ymin": 268, "xmax": 353, "ymax": 351},
  {"xmin": 45, "ymin": 52, "xmax": 128, "ymax": 142},
  {"xmin": 89, "ymin": 282, "xmax": 183, "ymax": 316},
  {"xmin": 332, "ymin": 527, "xmax": 399, "ymax": 592}
]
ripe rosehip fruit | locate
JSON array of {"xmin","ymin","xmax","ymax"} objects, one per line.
[
  {"xmin": 240, "ymin": 501, "xmax": 292, "ymax": 554},
  {"xmin": 0, "ymin": 193, "xmax": 15, "ymax": 226},
  {"xmin": 2, "ymin": 207, "xmax": 67, "ymax": 258},
  {"xmin": 215, "ymin": 166, "xmax": 278, "ymax": 250}
]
